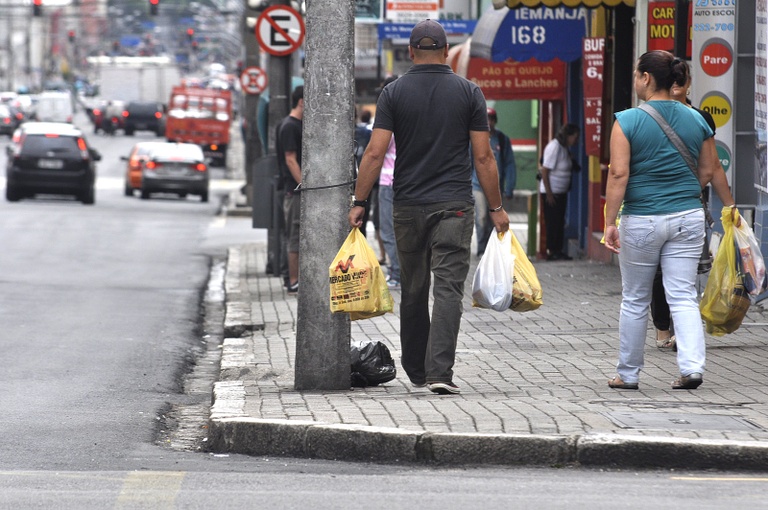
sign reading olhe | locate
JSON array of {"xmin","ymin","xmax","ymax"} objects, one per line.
[{"xmin": 466, "ymin": 58, "xmax": 565, "ymax": 101}]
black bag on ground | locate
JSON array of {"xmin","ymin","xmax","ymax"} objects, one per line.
[{"xmin": 350, "ymin": 341, "xmax": 396, "ymax": 387}]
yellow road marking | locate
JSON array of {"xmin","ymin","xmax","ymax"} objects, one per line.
[
  {"xmin": 670, "ymin": 476, "xmax": 768, "ymax": 482},
  {"xmin": 115, "ymin": 471, "xmax": 185, "ymax": 509}
]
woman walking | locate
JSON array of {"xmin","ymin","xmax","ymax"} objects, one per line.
[{"xmin": 603, "ymin": 51, "xmax": 718, "ymax": 390}]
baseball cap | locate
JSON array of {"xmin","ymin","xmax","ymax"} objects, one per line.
[
  {"xmin": 409, "ymin": 19, "xmax": 447, "ymax": 50},
  {"xmin": 487, "ymin": 107, "xmax": 497, "ymax": 119}
]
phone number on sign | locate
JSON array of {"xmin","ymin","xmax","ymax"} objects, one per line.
[{"xmin": 693, "ymin": 23, "xmax": 735, "ymax": 32}]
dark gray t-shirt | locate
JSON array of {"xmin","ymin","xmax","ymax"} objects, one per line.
[{"xmin": 373, "ymin": 64, "xmax": 488, "ymax": 205}]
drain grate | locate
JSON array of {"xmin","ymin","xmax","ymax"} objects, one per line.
[{"xmin": 605, "ymin": 411, "xmax": 764, "ymax": 432}]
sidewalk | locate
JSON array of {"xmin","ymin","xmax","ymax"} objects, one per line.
[{"xmin": 207, "ymin": 214, "xmax": 768, "ymax": 470}]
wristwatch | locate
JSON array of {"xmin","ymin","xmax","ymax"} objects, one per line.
[
  {"xmin": 351, "ymin": 195, "xmax": 369, "ymax": 208},
  {"xmin": 489, "ymin": 204, "xmax": 504, "ymax": 212}
]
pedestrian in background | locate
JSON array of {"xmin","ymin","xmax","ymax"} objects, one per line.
[
  {"xmin": 604, "ymin": 50, "xmax": 718, "ymax": 391},
  {"xmin": 649, "ymin": 67, "xmax": 736, "ymax": 351},
  {"xmin": 375, "ymin": 76, "xmax": 400, "ymax": 288},
  {"xmin": 539, "ymin": 123, "xmax": 580, "ymax": 261},
  {"xmin": 471, "ymin": 107, "xmax": 517, "ymax": 256},
  {"xmin": 349, "ymin": 19, "xmax": 509, "ymax": 395},
  {"xmin": 275, "ymin": 85, "xmax": 304, "ymax": 294},
  {"xmin": 379, "ymin": 132, "xmax": 399, "ymax": 289}
]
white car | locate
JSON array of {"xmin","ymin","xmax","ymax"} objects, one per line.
[{"xmin": 35, "ymin": 91, "xmax": 75, "ymax": 123}]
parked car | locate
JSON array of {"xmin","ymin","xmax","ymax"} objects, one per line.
[
  {"xmin": 139, "ymin": 142, "xmax": 209, "ymax": 202},
  {"xmin": 5, "ymin": 122, "xmax": 101, "ymax": 204},
  {"xmin": 0, "ymin": 104, "xmax": 21, "ymax": 136},
  {"xmin": 120, "ymin": 141, "xmax": 164, "ymax": 196},
  {"xmin": 122, "ymin": 101, "xmax": 165, "ymax": 136}
]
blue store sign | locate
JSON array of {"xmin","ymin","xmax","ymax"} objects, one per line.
[
  {"xmin": 472, "ymin": 6, "xmax": 587, "ymax": 63},
  {"xmin": 378, "ymin": 20, "xmax": 478, "ymax": 40}
]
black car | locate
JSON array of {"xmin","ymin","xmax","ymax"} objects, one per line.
[
  {"xmin": 5, "ymin": 122, "xmax": 101, "ymax": 204},
  {"xmin": 122, "ymin": 101, "xmax": 165, "ymax": 136},
  {"xmin": 0, "ymin": 104, "xmax": 21, "ymax": 136}
]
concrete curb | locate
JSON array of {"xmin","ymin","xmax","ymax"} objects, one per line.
[
  {"xmin": 576, "ymin": 434, "xmax": 768, "ymax": 471},
  {"xmin": 207, "ymin": 414, "xmax": 768, "ymax": 470}
]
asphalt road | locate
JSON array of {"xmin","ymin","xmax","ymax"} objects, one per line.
[{"xmin": 0, "ymin": 123, "xmax": 236, "ymax": 470}]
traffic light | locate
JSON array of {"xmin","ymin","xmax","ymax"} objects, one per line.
[
  {"xmin": 149, "ymin": 0, "xmax": 159, "ymax": 16},
  {"xmin": 68, "ymin": 30, "xmax": 75, "ymax": 43},
  {"xmin": 33, "ymin": 0, "xmax": 42, "ymax": 17},
  {"xmin": 186, "ymin": 28, "xmax": 195, "ymax": 42}
]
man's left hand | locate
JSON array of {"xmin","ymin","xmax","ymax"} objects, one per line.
[{"xmin": 491, "ymin": 208, "xmax": 510, "ymax": 233}]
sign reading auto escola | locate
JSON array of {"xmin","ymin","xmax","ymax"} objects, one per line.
[{"xmin": 691, "ymin": 0, "xmax": 735, "ymax": 180}]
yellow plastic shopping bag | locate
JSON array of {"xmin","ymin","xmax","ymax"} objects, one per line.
[
  {"xmin": 329, "ymin": 227, "xmax": 393, "ymax": 321},
  {"xmin": 700, "ymin": 207, "xmax": 751, "ymax": 336},
  {"xmin": 510, "ymin": 232, "xmax": 543, "ymax": 312}
]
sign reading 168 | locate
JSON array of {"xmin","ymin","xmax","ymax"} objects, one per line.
[{"xmin": 510, "ymin": 26, "xmax": 546, "ymax": 45}]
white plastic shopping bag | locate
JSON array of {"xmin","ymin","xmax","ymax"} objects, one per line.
[
  {"xmin": 472, "ymin": 231, "xmax": 515, "ymax": 311},
  {"xmin": 732, "ymin": 213, "xmax": 768, "ymax": 296}
]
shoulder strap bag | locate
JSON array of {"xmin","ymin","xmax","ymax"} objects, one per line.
[{"xmin": 637, "ymin": 103, "xmax": 698, "ymax": 180}]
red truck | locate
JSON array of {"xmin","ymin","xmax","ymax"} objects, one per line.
[{"xmin": 165, "ymin": 86, "xmax": 232, "ymax": 166}]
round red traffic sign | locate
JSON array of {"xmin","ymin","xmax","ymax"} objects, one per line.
[
  {"xmin": 240, "ymin": 66, "xmax": 268, "ymax": 95},
  {"xmin": 700, "ymin": 39, "xmax": 733, "ymax": 77},
  {"xmin": 255, "ymin": 5, "xmax": 305, "ymax": 57}
]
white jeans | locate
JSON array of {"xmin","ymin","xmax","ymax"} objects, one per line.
[{"xmin": 616, "ymin": 208, "xmax": 706, "ymax": 383}]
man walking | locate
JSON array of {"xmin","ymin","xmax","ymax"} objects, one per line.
[
  {"xmin": 472, "ymin": 107, "xmax": 517, "ymax": 256},
  {"xmin": 276, "ymin": 86, "xmax": 304, "ymax": 294},
  {"xmin": 349, "ymin": 20, "xmax": 509, "ymax": 395}
]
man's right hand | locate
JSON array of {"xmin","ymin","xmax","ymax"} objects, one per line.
[{"xmin": 348, "ymin": 206, "xmax": 365, "ymax": 228}]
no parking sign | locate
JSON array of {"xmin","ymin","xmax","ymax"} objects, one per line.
[
  {"xmin": 240, "ymin": 66, "xmax": 268, "ymax": 95},
  {"xmin": 255, "ymin": 5, "xmax": 305, "ymax": 57}
]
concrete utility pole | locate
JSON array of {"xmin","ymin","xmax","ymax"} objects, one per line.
[{"xmin": 294, "ymin": 0, "xmax": 354, "ymax": 390}]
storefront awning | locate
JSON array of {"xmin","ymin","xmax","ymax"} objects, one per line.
[
  {"xmin": 471, "ymin": 6, "xmax": 588, "ymax": 63},
  {"xmin": 505, "ymin": 0, "xmax": 634, "ymax": 7}
]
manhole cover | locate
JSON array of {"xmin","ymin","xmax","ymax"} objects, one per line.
[{"xmin": 605, "ymin": 411, "xmax": 763, "ymax": 432}]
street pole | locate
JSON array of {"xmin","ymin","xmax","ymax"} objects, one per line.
[
  {"xmin": 242, "ymin": 3, "xmax": 264, "ymax": 203},
  {"xmin": 265, "ymin": 0, "xmax": 292, "ymax": 278},
  {"xmin": 294, "ymin": 0, "xmax": 354, "ymax": 390}
]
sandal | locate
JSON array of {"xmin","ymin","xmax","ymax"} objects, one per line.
[
  {"xmin": 608, "ymin": 375, "xmax": 639, "ymax": 390},
  {"xmin": 656, "ymin": 330, "xmax": 676, "ymax": 350},
  {"xmin": 672, "ymin": 372, "xmax": 703, "ymax": 390}
]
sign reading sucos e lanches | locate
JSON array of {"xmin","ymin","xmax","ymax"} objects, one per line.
[{"xmin": 691, "ymin": 0, "xmax": 736, "ymax": 179}]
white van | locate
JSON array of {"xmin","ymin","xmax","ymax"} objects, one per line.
[{"xmin": 35, "ymin": 91, "xmax": 74, "ymax": 123}]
